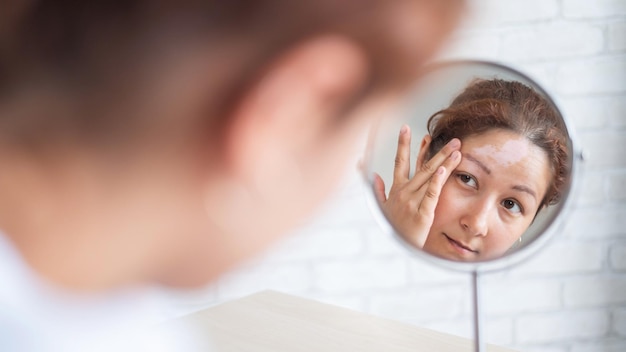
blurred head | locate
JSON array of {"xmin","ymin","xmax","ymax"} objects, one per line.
[
  {"xmin": 0, "ymin": 1, "xmax": 464, "ymax": 290},
  {"xmin": 422, "ymin": 79, "xmax": 569, "ymax": 261}
]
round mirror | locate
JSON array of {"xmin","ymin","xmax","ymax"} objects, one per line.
[{"xmin": 363, "ymin": 60, "xmax": 582, "ymax": 273}]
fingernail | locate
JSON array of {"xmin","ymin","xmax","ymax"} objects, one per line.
[
  {"xmin": 400, "ymin": 125, "xmax": 408, "ymax": 135},
  {"xmin": 449, "ymin": 138, "xmax": 460, "ymax": 148},
  {"xmin": 450, "ymin": 151, "xmax": 460, "ymax": 160},
  {"xmin": 437, "ymin": 166, "xmax": 445, "ymax": 175}
]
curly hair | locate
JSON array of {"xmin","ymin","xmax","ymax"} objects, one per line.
[{"xmin": 426, "ymin": 78, "xmax": 569, "ymax": 208}]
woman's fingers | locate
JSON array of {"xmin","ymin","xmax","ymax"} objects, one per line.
[
  {"xmin": 407, "ymin": 138, "xmax": 461, "ymax": 191},
  {"xmin": 417, "ymin": 166, "xmax": 448, "ymax": 222},
  {"xmin": 392, "ymin": 125, "xmax": 412, "ymax": 184},
  {"xmin": 417, "ymin": 149, "xmax": 461, "ymax": 222},
  {"xmin": 412, "ymin": 149, "xmax": 462, "ymax": 208},
  {"xmin": 415, "ymin": 134, "xmax": 431, "ymax": 174},
  {"xmin": 373, "ymin": 173, "xmax": 387, "ymax": 204}
]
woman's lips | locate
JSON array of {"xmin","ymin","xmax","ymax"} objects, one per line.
[{"xmin": 443, "ymin": 233, "xmax": 478, "ymax": 255}]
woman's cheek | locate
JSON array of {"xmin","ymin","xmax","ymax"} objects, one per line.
[
  {"xmin": 434, "ymin": 182, "xmax": 457, "ymax": 216},
  {"xmin": 489, "ymin": 220, "xmax": 519, "ymax": 255}
]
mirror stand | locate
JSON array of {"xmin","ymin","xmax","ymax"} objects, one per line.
[
  {"xmin": 472, "ymin": 271, "xmax": 485, "ymax": 352},
  {"xmin": 364, "ymin": 60, "xmax": 580, "ymax": 352}
]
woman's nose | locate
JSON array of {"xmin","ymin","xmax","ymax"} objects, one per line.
[{"xmin": 460, "ymin": 203, "xmax": 490, "ymax": 237}]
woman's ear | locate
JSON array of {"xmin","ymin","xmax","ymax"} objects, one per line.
[
  {"xmin": 415, "ymin": 134, "xmax": 432, "ymax": 170},
  {"xmin": 222, "ymin": 35, "xmax": 369, "ymax": 187}
]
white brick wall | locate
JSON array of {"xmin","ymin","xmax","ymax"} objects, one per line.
[
  {"xmin": 564, "ymin": 276, "xmax": 626, "ymax": 307},
  {"xmin": 610, "ymin": 244, "xmax": 626, "ymax": 270},
  {"xmin": 562, "ymin": 0, "xmax": 626, "ymax": 19},
  {"xmin": 481, "ymin": 279, "xmax": 562, "ymax": 316},
  {"xmin": 516, "ymin": 310, "xmax": 610, "ymax": 344},
  {"xmin": 499, "ymin": 23, "xmax": 604, "ymax": 61},
  {"xmin": 156, "ymin": 1, "xmax": 626, "ymax": 351},
  {"xmin": 312, "ymin": 257, "xmax": 408, "ymax": 293},
  {"xmin": 615, "ymin": 308, "xmax": 626, "ymax": 336},
  {"xmin": 609, "ymin": 21, "xmax": 626, "ymax": 51}
]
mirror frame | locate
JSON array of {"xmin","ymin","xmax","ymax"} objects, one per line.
[{"xmin": 362, "ymin": 59, "xmax": 584, "ymax": 274}]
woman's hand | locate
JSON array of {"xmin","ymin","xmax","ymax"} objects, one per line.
[{"xmin": 373, "ymin": 125, "xmax": 461, "ymax": 248}]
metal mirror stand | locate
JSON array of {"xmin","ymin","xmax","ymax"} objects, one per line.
[
  {"xmin": 364, "ymin": 60, "xmax": 583, "ymax": 352},
  {"xmin": 473, "ymin": 271, "xmax": 484, "ymax": 352}
]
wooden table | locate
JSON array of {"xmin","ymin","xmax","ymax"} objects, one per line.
[{"xmin": 166, "ymin": 290, "xmax": 516, "ymax": 352}]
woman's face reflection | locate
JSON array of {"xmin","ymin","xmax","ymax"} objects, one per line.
[
  {"xmin": 423, "ymin": 129, "xmax": 552, "ymax": 261},
  {"xmin": 372, "ymin": 77, "xmax": 569, "ymax": 262}
]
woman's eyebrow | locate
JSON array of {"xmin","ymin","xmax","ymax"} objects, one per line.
[
  {"xmin": 465, "ymin": 154, "xmax": 538, "ymax": 200},
  {"xmin": 512, "ymin": 185, "xmax": 537, "ymax": 200},
  {"xmin": 464, "ymin": 154, "xmax": 491, "ymax": 174}
]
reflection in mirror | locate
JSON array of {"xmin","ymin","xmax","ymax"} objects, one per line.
[{"xmin": 367, "ymin": 64, "xmax": 572, "ymax": 263}]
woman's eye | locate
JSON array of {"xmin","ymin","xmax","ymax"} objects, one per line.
[
  {"xmin": 502, "ymin": 199, "xmax": 522, "ymax": 214},
  {"xmin": 457, "ymin": 173, "xmax": 477, "ymax": 188}
]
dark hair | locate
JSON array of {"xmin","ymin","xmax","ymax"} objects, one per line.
[
  {"xmin": 0, "ymin": 0, "xmax": 461, "ymax": 149},
  {"xmin": 427, "ymin": 78, "xmax": 569, "ymax": 207}
]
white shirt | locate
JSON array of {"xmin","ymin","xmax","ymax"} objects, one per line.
[{"xmin": 0, "ymin": 234, "xmax": 207, "ymax": 352}]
